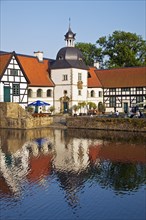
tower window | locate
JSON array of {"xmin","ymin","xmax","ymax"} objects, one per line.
[
  {"xmin": 78, "ymin": 90, "xmax": 82, "ymax": 96},
  {"xmin": 78, "ymin": 73, "xmax": 82, "ymax": 81},
  {"xmin": 64, "ymin": 90, "xmax": 67, "ymax": 95},
  {"xmin": 63, "ymin": 74, "xmax": 68, "ymax": 81}
]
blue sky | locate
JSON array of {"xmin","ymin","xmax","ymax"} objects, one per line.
[{"xmin": 1, "ymin": 0, "xmax": 145, "ymax": 59}]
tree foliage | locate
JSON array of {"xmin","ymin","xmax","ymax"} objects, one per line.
[
  {"xmin": 75, "ymin": 42, "xmax": 102, "ymax": 66},
  {"xmin": 76, "ymin": 31, "xmax": 146, "ymax": 68},
  {"xmin": 97, "ymin": 31, "xmax": 146, "ymax": 68},
  {"xmin": 98, "ymin": 102, "xmax": 106, "ymax": 113}
]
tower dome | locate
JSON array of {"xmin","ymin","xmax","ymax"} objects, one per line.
[
  {"xmin": 56, "ymin": 47, "xmax": 83, "ymax": 61},
  {"xmin": 51, "ymin": 24, "xmax": 88, "ymax": 70}
]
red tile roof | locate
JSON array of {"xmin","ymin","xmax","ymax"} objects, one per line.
[
  {"xmin": 17, "ymin": 55, "xmax": 54, "ymax": 87},
  {"xmin": 0, "ymin": 53, "xmax": 12, "ymax": 77},
  {"xmin": 88, "ymin": 67, "xmax": 102, "ymax": 88},
  {"xmin": 95, "ymin": 66, "xmax": 146, "ymax": 88}
]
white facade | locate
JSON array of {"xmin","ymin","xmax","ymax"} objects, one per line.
[
  {"xmin": 51, "ymin": 68, "xmax": 88, "ymax": 114},
  {"xmin": 28, "ymin": 86, "xmax": 54, "ymax": 113},
  {"xmin": 87, "ymin": 88, "xmax": 103, "ymax": 103}
]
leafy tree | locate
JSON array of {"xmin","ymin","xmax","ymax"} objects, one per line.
[
  {"xmin": 75, "ymin": 42, "xmax": 102, "ymax": 66},
  {"xmin": 98, "ymin": 102, "xmax": 106, "ymax": 114},
  {"xmin": 87, "ymin": 102, "xmax": 97, "ymax": 110},
  {"xmin": 96, "ymin": 31, "xmax": 146, "ymax": 68},
  {"xmin": 72, "ymin": 104, "xmax": 79, "ymax": 113},
  {"xmin": 49, "ymin": 106, "xmax": 55, "ymax": 115}
]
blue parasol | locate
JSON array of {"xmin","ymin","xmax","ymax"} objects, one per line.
[{"xmin": 28, "ymin": 100, "xmax": 50, "ymax": 107}]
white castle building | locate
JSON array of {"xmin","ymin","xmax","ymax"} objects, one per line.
[{"xmin": 0, "ymin": 25, "xmax": 146, "ymax": 114}]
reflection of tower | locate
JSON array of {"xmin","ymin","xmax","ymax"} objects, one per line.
[
  {"xmin": 55, "ymin": 170, "xmax": 85, "ymax": 208},
  {"xmin": 53, "ymin": 130, "xmax": 91, "ymax": 208},
  {"xmin": 53, "ymin": 129, "xmax": 90, "ymax": 172}
]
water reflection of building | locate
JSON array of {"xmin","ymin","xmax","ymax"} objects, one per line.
[
  {"xmin": 52, "ymin": 130, "xmax": 104, "ymax": 207},
  {"xmin": 0, "ymin": 128, "xmax": 145, "ymax": 204},
  {"xmin": 52, "ymin": 131, "xmax": 146, "ymax": 207},
  {"xmin": 0, "ymin": 130, "xmax": 54, "ymax": 196},
  {"xmin": 89, "ymin": 143, "xmax": 146, "ymax": 164},
  {"xmin": 53, "ymin": 129, "xmax": 94, "ymax": 172}
]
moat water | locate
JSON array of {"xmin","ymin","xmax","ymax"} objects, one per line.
[{"xmin": 0, "ymin": 128, "xmax": 146, "ymax": 220}]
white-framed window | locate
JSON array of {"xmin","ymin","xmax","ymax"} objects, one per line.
[
  {"xmin": 78, "ymin": 72, "xmax": 82, "ymax": 81},
  {"xmin": 47, "ymin": 89, "xmax": 52, "ymax": 97},
  {"xmin": 37, "ymin": 89, "xmax": 43, "ymax": 97},
  {"xmin": 62, "ymin": 74, "xmax": 68, "ymax": 81},
  {"xmin": 28, "ymin": 89, "xmax": 33, "ymax": 98},
  {"xmin": 91, "ymin": 90, "xmax": 95, "ymax": 97},
  {"xmin": 10, "ymin": 69, "xmax": 18, "ymax": 76},
  {"xmin": 99, "ymin": 91, "xmax": 102, "ymax": 97},
  {"xmin": 13, "ymin": 84, "xmax": 20, "ymax": 95}
]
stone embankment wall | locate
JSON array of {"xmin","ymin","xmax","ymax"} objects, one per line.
[
  {"xmin": 66, "ymin": 117, "xmax": 146, "ymax": 132},
  {"xmin": 0, "ymin": 103, "xmax": 53, "ymax": 129}
]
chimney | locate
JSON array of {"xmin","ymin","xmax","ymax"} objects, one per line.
[
  {"xmin": 94, "ymin": 61, "xmax": 100, "ymax": 69},
  {"xmin": 34, "ymin": 51, "xmax": 43, "ymax": 62}
]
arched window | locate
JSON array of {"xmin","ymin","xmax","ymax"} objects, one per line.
[
  {"xmin": 37, "ymin": 89, "xmax": 42, "ymax": 97},
  {"xmin": 47, "ymin": 89, "xmax": 52, "ymax": 97},
  {"xmin": 28, "ymin": 89, "xmax": 32, "ymax": 98},
  {"xmin": 91, "ymin": 90, "xmax": 95, "ymax": 97}
]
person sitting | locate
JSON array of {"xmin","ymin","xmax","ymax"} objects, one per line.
[{"xmin": 115, "ymin": 110, "xmax": 119, "ymax": 117}]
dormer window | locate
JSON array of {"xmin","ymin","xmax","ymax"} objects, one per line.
[{"xmin": 59, "ymin": 56, "xmax": 63, "ymax": 60}]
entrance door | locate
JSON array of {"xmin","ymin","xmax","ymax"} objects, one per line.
[
  {"xmin": 123, "ymin": 102, "xmax": 128, "ymax": 113},
  {"xmin": 63, "ymin": 102, "xmax": 68, "ymax": 113},
  {"xmin": 4, "ymin": 86, "xmax": 11, "ymax": 102}
]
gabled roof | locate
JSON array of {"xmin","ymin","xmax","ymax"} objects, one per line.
[
  {"xmin": 88, "ymin": 67, "xmax": 102, "ymax": 88},
  {"xmin": 17, "ymin": 54, "xmax": 55, "ymax": 87},
  {"xmin": 95, "ymin": 66, "xmax": 146, "ymax": 88},
  {"xmin": 0, "ymin": 53, "xmax": 12, "ymax": 78},
  {"xmin": 0, "ymin": 52, "xmax": 30, "ymax": 83}
]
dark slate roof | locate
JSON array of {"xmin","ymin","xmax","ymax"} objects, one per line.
[{"xmin": 51, "ymin": 47, "xmax": 88, "ymax": 70}]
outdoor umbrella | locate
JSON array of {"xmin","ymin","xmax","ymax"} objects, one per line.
[{"xmin": 28, "ymin": 100, "xmax": 50, "ymax": 107}]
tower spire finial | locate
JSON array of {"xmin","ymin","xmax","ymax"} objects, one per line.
[{"xmin": 69, "ymin": 17, "xmax": 71, "ymax": 30}]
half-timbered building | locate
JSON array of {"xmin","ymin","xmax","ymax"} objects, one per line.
[
  {"xmin": 0, "ymin": 52, "xmax": 29, "ymax": 106},
  {"xmin": 0, "ymin": 51, "xmax": 55, "ymax": 111},
  {"xmin": 95, "ymin": 67, "xmax": 146, "ymax": 113}
]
